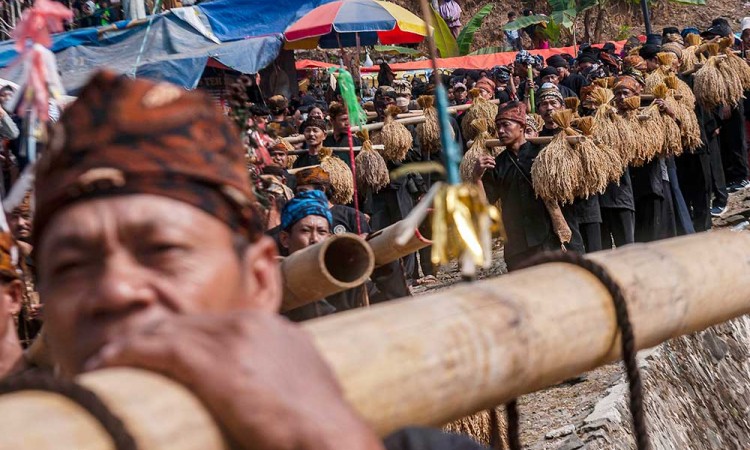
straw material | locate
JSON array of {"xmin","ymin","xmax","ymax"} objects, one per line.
[
  {"xmin": 380, "ymin": 105, "xmax": 413, "ymax": 162},
  {"xmin": 355, "ymin": 130, "xmax": 390, "ymax": 193},
  {"xmin": 663, "ymin": 74, "xmax": 696, "ymax": 108},
  {"xmin": 694, "ymin": 44, "xmax": 740, "ymax": 110},
  {"xmin": 660, "ymin": 79, "xmax": 701, "ymax": 152},
  {"xmin": 590, "ymin": 87, "xmax": 634, "ymax": 167},
  {"xmin": 460, "ymin": 118, "xmax": 494, "ymax": 182},
  {"xmin": 461, "ymin": 89, "xmax": 498, "ymax": 141},
  {"xmin": 722, "ymin": 49, "xmax": 750, "ymax": 91},
  {"xmin": 416, "ymin": 96, "xmax": 447, "ymax": 154},
  {"xmin": 564, "ymin": 97, "xmax": 580, "ymax": 114},
  {"xmin": 576, "ymin": 116, "xmax": 623, "ymax": 188},
  {"xmin": 530, "ymin": 110, "xmax": 583, "ymax": 204},
  {"xmin": 624, "ymin": 100, "xmax": 663, "ymax": 167},
  {"xmin": 319, "ymin": 147, "xmax": 354, "ymax": 205},
  {"xmin": 651, "ymin": 84, "xmax": 683, "ymax": 157}
]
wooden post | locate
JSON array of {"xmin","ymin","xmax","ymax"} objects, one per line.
[{"xmin": 2, "ymin": 231, "xmax": 750, "ymax": 447}]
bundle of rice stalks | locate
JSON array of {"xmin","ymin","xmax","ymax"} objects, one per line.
[
  {"xmin": 680, "ymin": 34, "xmax": 704, "ymax": 73},
  {"xmin": 592, "ymin": 77, "xmax": 616, "ymax": 89},
  {"xmin": 380, "ymin": 105, "xmax": 412, "ymax": 162},
  {"xmin": 722, "ymin": 48, "xmax": 750, "ymax": 90},
  {"xmin": 624, "ymin": 96, "xmax": 664, "ymax": 166},
  {"xmin": 644, "ymin": 53, "xmax": 678, "ymax": 93},
  {"xmin": 319, "ymin": 147, "xmax": 354, "ymax": 204},
  {"xmin": 717, "ymin": 58, "xmax": 744, "ymax": 107},
  {"xmin": 355, "ymin": 129, "xmax": 389, "ymax": 193},
  {"xmin": 576, "ymin": 116, "xmax": 623, "ymax": 189},
  {"xmin": 590, "ymin": 87, "xmax": 634, "ymax": 167},
  {"xmin": 416, "ymin": 95, "xmax": 443, "ymax": 154},
  {"xmin": 650, "ymin": 84, "xmax": 683, "ymax": 157},
  {"xmin": 663, "ymin": 74, "xmax": 695, "ymax": 108},
  {"xmin": 564, "ymin": 97, "xmax": 580, "ymax": 114},
  {"xmin": 661, "ymin": 78, "xmax": 701, "ymax": 151},
  {"xmin": 530, "ymin": 110, "xmax": 583, "ymax": 204},
  {"xmin": 460, "ymin": 118, "xmax": 493, "ymax": 182},
  {"xmin": 461, "ymin": 89, "xmax": 498, "ymax": 141},
  {"xmin": 694, "ymin": 44, "xmax": 735, "ymax": 110}
]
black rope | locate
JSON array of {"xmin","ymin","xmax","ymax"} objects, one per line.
[
  {"xmin": 490, "ymin": 251, "xmax": 650, "ymax": 450},
  {"xmin": 0, "ymin": 372, "xmax": 138, "ymax": 450}
]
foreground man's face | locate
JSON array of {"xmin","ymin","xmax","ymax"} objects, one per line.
[{"xmin": 37, "ymin": 194, "xmax": 279, "ymax": 377}]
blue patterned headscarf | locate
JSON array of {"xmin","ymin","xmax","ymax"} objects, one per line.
[{"xmin": 281, "ymin": 189, "xmax": 333, "ymax": 231}]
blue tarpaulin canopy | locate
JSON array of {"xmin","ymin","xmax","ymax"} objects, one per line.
[{"xmin": 0, "ymin": 0, "xmax": 334, "ymax": 93}]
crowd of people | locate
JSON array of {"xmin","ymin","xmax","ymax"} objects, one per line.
[{"xmin": 0, "ymin": 13, "xmax": 747, "ymax": 450}]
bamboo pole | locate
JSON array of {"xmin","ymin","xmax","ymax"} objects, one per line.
[
  {"xmin": 475, "ymin": 136, "xmax": 588, "ymax": 148},
  {"xmin": 287, "ymin": 100, "xmax": 498, "ymax": 145},
  {"xmin": 366, "ymin": 219, "xmax": 432, "ymax": 267},
  {"xmin": 281, "ymin": 233, "xmax": 375, "ymax": 311},
  {"xmin": 2, "ymin": 231, "xmax": 750, "ymax": 447},
  {"xmin": 288, "ymin": 146, "xmax": 384, "ymax": 156}
]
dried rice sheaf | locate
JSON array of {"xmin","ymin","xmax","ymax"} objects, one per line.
[
  {"xmin": 722, "ymin": 49, "xmax": 750, "ymax": 91},
  {"xmin": 694, "ymin": 44, "xmax": 737, "ymax": 110},
  {"xmin": 530, "ymin": 110, "xmax": 583, "ymax": 204},
  {"xmin": 460, "ymin": 118, "xmax": 494, "ymax": 182},
  {"xmin": 416, "ymin": 95, "xmax": 445, "ymax": 154},
  {"xmin": 461, "ymin": 88, "xmax": 498, "ymax": 141},
  {"xmin": 576, "ymin": 116, "xmax": 622, "ymax": 186},
  {"xmin": 380, "ymin": 105, "xmax": 412, "ymax": 162},
  {"xmin": 663, "ymin": 74, "xmax": 695, "ymax": 109},
  {"xmin": 355, "ymin": 130, "xmax": 389, "ymax": 193},
  {"xmin": 624, "ymin": 100, "xmax": 663, "ymax": 166},
  {"xmin": 651, "ymin": 84, "xmax": 683, "ymax": 157},
  {"xmin": 591, "ymin": 89, "xmax": 634, "ymax": 166},
  {"xmin": 319, "ymin": 147, "xmax": 354, "ymax": 205}
]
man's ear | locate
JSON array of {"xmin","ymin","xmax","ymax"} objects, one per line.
[{"xmin": 241, "ymin": 236, "xmax": 282, "ymax": 312}]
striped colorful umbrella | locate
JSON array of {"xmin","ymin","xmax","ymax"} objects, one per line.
[{"xmin": 284, "ymin": 0, "xmax": 428, "ymax": 50}]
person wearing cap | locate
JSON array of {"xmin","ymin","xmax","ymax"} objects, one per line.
[
  {"xmin": 575, "ymin": 51, "xmax": 598, "ymax": 73},
  {"xmin": 613, "ymin": 74, "xmax": 677, "ymax": 242},
  {"xmin": 547, "ymin": 54, "xmax": 585, "ymax": 97},
  {"xmin": 701, "ymin": 18, "xmax": 733, "ymax": 39},
  {"xmin": 741, "ymin": 17, "xmax": 750, "ymax": 54},
  {"xmin": 490, "ymin": 66, "xmax": 514, "ymax": 103},
  {"xmin": 322, "ymin": 101, "xmax": 358, "ymax": 170},
  {"xmin": 452, "ymin": 82, "xmax": 468, "ymax": 105},
  {"xmin": 514, "ymin": 50, "xmax": 541, "ymax": 102},
  {"xmin": 293, "ymin": 116, "xmax": 332, "ymax": 170},
  {"xmin": 638, "ymin": 44, "xmax": 662, "ymax": 72},
  {"xmin": 472, "ymin": 101, "xmax": 567, "ymax": 270},
  {"xmin": 27, "ymin": 71, "xmax": 485, "ymax": 450},
  {"xmin": 537, "ymin": 66, "xmax": 577, "ymax": 100}
]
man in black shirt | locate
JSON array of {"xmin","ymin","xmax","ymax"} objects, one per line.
[{"xmin": 546, "ymin": 54, "xmax": 586, "ymax": 97}]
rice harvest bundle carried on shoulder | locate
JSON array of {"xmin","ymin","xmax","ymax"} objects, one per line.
[
  {"xmin": 319, "ymin": 147, "xmax": 354, "ymax": 204},
  {"xmin": 622, "ymin": 95, "xmax": 662, "ymax": 167},
  {"xmin": 355, "ymin": 129, "xmax": 389, "ymax": 193},
  {"xmin": 662, "ymin": 76, "xmax": 701, "ymax": 151},
  {"xmin": 380, "ymin": 105, "xmax": 413, "ymax": 162},
  {"xmin": 590, "ymin": 87, "xmax": 634, "ymax": 167},
  {"xmin": 460, "ymin": 118, "xmax": 495, "ymax": 182},
  {"xmin": 648, "ymin": 84, "xmax": 683, "ymax": 157},
  {"xmin": 460, "ymin": 88, "xmax": 498, "ymax": 141},
  {"xmin": 576, "ymin": 116, "xmax": 622, "ymax": 189},
  {"xmin": 721, "ymin": 45, "xmax": 750, "ymax": 91},
  {"xmin": 530, "ymin": 110, "xmax": 583, "ymax": 204},
  {"xmin": 416, "ymin": 95, "xmax": 446, "ymax": 154},
  {"xmin": 564, "ymin": 97, "xmax": 580, "ymax": 115},
  {"xmin": 680, "ymin": 33, "xmax": 703, "ymax": 73},
  {"xmin": 694, "ymin": 43, "xmax": 737, "ymax": 110},
  {"xmin": 644, "ymin": 53, "xmax": 678, "ymax": 93}
]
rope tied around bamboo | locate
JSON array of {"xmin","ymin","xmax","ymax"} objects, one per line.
[
  {"xmin": 379, "ymin": 105, "xmax": 412, "ymax": 162},
  {"xmin": 530, "ymin": 110, "xmax": 583, "ymax": 205},
  {"xmin": 318, "ymin": 147, "xmax": 354, "ymax": 205},
  {"xmin": 355, "ymin": 129, "xmax": 389, "ymax": 194},
  {"xmin": 461, "ymin": 89, "xmax": 498, "ymax": 141}
]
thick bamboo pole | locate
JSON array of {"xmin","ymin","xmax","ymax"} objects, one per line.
[
  {"xmin": 281, "ymin": 233, "xmax": 375, "ymax": 311},
  {"xmin": 366, "ymin": 220, "xmax": 432, "ymax": 267},
  {"xmin": 1, "ymin": 231, "xmax": 749, "ymax": 448}
]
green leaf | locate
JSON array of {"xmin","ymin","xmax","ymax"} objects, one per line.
[
  {"xmin": 543, "ymin": 18, "xmax": 562, "ymax": 44},
  {"xmin": 469, "ymin": 46, "xmax": 510, "ymax": 55},
  {"xmin": 456, "ymin": 3, "xmax": 494, "ymax": 56},
  {"xmin": 429, "ymin": 5, "xmax": 459, "ymax": 58},
  {"xmin": 551, "ymin": 8, "xmax": 577, "ymax": 30},
  {"xmin": 373, "ymin": 45, "xmax": 424, "ymax": 56},
  {"xmin": 548, "ymin": 0, "xmax": 576, "ymax": 13},
  {"xmin": 576, "ymin": 0, "xmax": 600, "ymax": 13},
  {"xmin": 501, "ymin": 14, "xmax": 549, "ymax": 31},
  {"xmin": 667, "ymin": 0, "xmax": 705, "ymax": 4}
]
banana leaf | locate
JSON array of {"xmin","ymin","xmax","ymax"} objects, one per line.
[
  {"xmin": 543, "ymin": 18, "xmax": 563, "ymax": 45},
  {"xmin": 430, "ymin": 6, "xmax": 459, "ymax": 58},
  {"xmin": 469, "ymin": 46, "xmax": 510, "ymax": 55},
  {"xmin": 576, "ymin": 0, "xmax": 600, "ymax": 12},
  {"xmin": 373, "ymin": 45, "xmax": 424, "ymax": 56},
  {"xmin": 456, "ymin": 3, "xmax": 494, "ymax": 56},
  {"xmin": 501, "ymin": 15, "xmax": 549, "ymax": 31}
]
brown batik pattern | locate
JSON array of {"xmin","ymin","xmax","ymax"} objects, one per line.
[{"xmin": 34, "ymin": 71, "xmax": 264, "ymax": 244}]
